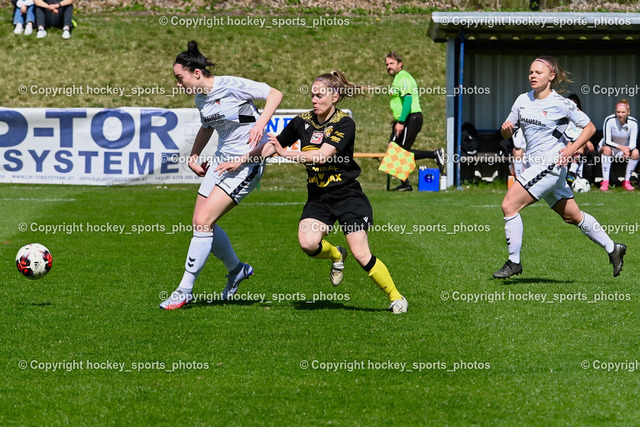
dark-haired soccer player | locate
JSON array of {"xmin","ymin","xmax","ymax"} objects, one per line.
[{"xmin": 160, "ymin": 41, "xmax": 283, "ymax": 309}]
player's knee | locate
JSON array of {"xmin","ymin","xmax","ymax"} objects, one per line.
[
  {"xmin": 501, "ymin": 200, "xmax": 516, "ymax": 217},
  {"xmin": 559, "ymin": 210, "xmax": 581, "ymax": 225},
  {"xmin": 349, "ymin": 247, "xmax": 371, "ymax": 267},
  {"xmin": 192, "ymin": 213, "xmax": 213, "ymax": 232},
  {"xmin": 601, "ymin": 146, "xmax": 612, "ymax": 155},
  {"xmin": 298, "ymin": 236, "xmax": 320, "ymax": 254}
]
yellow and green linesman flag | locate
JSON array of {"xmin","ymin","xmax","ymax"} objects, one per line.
[{"xmin": 378, "ymin": 142, "xmax": 416, "ymax": 181}]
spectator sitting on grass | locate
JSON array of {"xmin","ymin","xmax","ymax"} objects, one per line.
[
  {"xmin": 34, "ymin": 0, "xmax": 74, "ymax": 39},
  {"xmin": 11, "ymin": 0, "xmax": 35, "ymax": 35}
]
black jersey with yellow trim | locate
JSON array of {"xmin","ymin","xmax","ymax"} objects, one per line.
[{"xmin": 277, "ymin": 109, "xmax": 361, "ymax": 195}]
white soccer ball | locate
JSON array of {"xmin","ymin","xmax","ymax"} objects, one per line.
[
  {"xmin": 16, "ymin": 244, "xmax": 52, "ymax": 279},
  {"xmin": 572, "ymin": 178, "xmax": 591, "ymax": 193}
]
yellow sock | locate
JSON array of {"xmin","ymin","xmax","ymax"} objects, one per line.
[
  {"xmin": 368, "ymin": 258, "xmax": 402, "ymax": 302},
  {"xmin": 311, "ymin": 240, "xmax": 342, "ymax": 262}
]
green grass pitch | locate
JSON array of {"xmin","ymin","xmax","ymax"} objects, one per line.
[
  {"xmin": 2, "ymin": 5, "xmax": 640, "ymax": 424},
  {"xmin": 1, "ymin": 182, "xmax": 639, "ymax": 424}
]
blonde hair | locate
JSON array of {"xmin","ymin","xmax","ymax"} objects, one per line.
[
  {"xmin": 314, "ymin": 70, "xmax": 368, "ymax": 103},
  {"xmin": 535, "ymin": 56, "xmax": 572, "ymax": 93},
  {"xmin": 616, "ymin": 99, "xmax": 631, "ymax": 112}
]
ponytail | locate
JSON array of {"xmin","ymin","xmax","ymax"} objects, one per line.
[
  {"xmin": 175, "ymin": 41, "xmax": 216, "ymax": 77},
  {"xmin": 535, "ymin": 55, "xmax": 572, "ymax": 93},
  {"xmin": 314, "ymin": 70, "xmax": 368, "ymax": 102}
]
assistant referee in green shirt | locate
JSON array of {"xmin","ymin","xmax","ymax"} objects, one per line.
[{"xmin": 386, "ymin": 52, "xmax": 444, "ymax": 191}]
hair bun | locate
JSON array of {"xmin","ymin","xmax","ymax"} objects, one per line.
[{"xmin": 187, "ymin": 41, "xmax": 199, "ymax": 52}]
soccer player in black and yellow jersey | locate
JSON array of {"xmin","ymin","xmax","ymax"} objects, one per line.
[{"xmin": 217, "ymin": 70, "xmax": 408, "ymax": 313}]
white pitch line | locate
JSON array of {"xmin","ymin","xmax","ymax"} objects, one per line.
[
  {"xmin": 1, "ymin": 198, "xmax": 76, "ymax": 202},
  {"xmin": 243, "ymin": 202, "xmax": 304, "ymax": 206}
]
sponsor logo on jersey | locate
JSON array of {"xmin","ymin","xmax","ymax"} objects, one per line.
[
  {"xmin": 521, "ymin": 117, "xmax": 544, "ymax": 126},
  {"xmin": 324, "ymin": 126, "xmax": 334, "ymax": 138},
  {"xmin": 203, "ymin": 113, "xmax": 225, "ymax": 122},
  {"xmin": 310, "ymin": 131, "xmax": 324, "ymax": 145}
]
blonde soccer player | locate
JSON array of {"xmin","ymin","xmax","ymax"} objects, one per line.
[
  {"xmin": 160, "ymin": 41, "xmax": 283, "ymax": 309},
  {"xmin": 217, "ymin": 70, "xmax": 408, "ymax": 314},
  {"xmin": 494, "ymin": 56, "xmax": 626, "ymax": 279},
  {"xmin": 598, "ymin": 99, "xmax": 639, "ymax": 191}
]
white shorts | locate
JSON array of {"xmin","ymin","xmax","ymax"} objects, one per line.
[
  {"xmin": 598, "ymin": 140, "xmax": 630, "ymax": 158},
  {"xmin": 198, "ymin": 161, "xmax": 265, "ymax": 204},
  {"xmin": 517, "ymin": 163, "xmax": 573, "ymax": 207}
]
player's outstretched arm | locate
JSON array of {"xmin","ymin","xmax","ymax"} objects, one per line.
[
  {"xmin": 248, "ymin": 88, "xmax": 284, "ymax": 148},
  {"xmin": 214, "ymin": 137, "xmax": 278, "ymax": 173}
]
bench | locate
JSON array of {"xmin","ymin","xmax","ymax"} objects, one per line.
[
  {"xmin": 459, "ymin": 131, "xmax": 510, "ymax": 183},
  {"xmin": 456, "ymin": 130, "xmax": 629, "ymax": 185}
]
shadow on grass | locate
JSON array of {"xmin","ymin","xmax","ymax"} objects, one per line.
[
  {"xmin": 184, "ymin": 298, "xmax": 387, "ymax": 312},
  {"xmin": 32, "ymin": 302, "xmax": 52, "ymax": 307},
  {"xmin": 292, "ymin": 300, "xmax": 385, "ymax": 312},
  {"xmin": 16, "ymin": 302, "xmax": 52, "ymax": 307},
  {"xmin": 189, "ymin": 299, "xmax": 263, "ymax": 308},
  {"xmin": 494, "ymin": 277, "xmax": 574, "ymax": 285}
]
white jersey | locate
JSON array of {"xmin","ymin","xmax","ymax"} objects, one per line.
[
  {"xmin": 602, "ymin": 114, "xmax": 638, "ymax": 150},
  {"xmin": 506, "ymin": 90, "xmax": 590, "ymax": 165},
  {"xmin": 195, "ymin": 75, "xmax": 271, "ymax": 158}
]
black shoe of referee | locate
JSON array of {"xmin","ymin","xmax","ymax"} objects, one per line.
[
  {"xmin": 391, "ymin": 182, "xmax": 413, "ymax": 192},
  {"xmin": 609, "ymin": 243, "xmax": 627, "ymax": 277},
  {"xmin": 493, "ymin": 259, "xmax": 522, "ymax": 279}
]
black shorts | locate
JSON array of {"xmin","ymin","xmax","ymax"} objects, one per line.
[
  {"xmin": 390, "ymin": 112, "xmax": 423, "ymax": 151},
  {"xmin": 301, "ymin": 183, "xmax": 373, "ymax": 235}
]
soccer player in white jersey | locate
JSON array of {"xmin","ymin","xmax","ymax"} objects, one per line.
[
  {"xmin": 160, "ymin": 41, "xmax": 283, "ymax": 309},
  {"xmin": 494, "ymin": 56, "xmax": 626, "ymax": 279},
  {"xmin": 598, "ymin": 99, "xmax": 639, "ymax": 191}
]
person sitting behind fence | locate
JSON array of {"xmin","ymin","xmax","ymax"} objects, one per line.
[
  {"xmin": 598, "ymin": 99, "xmax": 639, "ymax": 191},
  {"xmin": 498, "ymin": 128, "xmax": 526, "ymax": 179},
  {"xmin": 11, "ymin": 0, "xmax": 35, "ymax": 35},
  {"xmin": 33, "ymin": 0, "xmax": 74, "ymax": 39},
  {"xmin": 565, "ymin": 94, "xmax": 595, "ymax": 184}
]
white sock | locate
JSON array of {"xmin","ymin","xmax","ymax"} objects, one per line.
[
  {"xmin": 210, "ymin": 224, "xmax": 240, "ymax": 272},
  {"xmin": 504, "ymin": 213, "xmax": 523, "ymax": 264},
  {"xmin": 625, "ymin": 159, "xmax": 638, "ymax": 181},
  {"xmin": 514, "ymin": 159, "xmax": 524, "ymax": 178},
  {"xmin": 178, "ymin": 230, "xmax": 214, "ymax": 293},
  {"xmin": 601, "ymin": 155, "xmax": 612, "ymax": 181},
  {"xmin": 569, "ymin": 160, "xmax": 579, "ymax": 174},
  {"xmin": 577, "ymin": 212, "xmax": 615, "ymax": 253},
  {"xmin": 577, "ymin": 161, "xmax": 584, "ymax": 178}
]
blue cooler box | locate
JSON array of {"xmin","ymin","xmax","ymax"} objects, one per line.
[{"xmin": 418, "ymin": 167, "xmax": 440, "ymax": 192}]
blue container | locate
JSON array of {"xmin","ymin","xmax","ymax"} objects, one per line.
[{"xmin": 418, "ymin": 167, "xmax": 440, "ymax": 192}]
